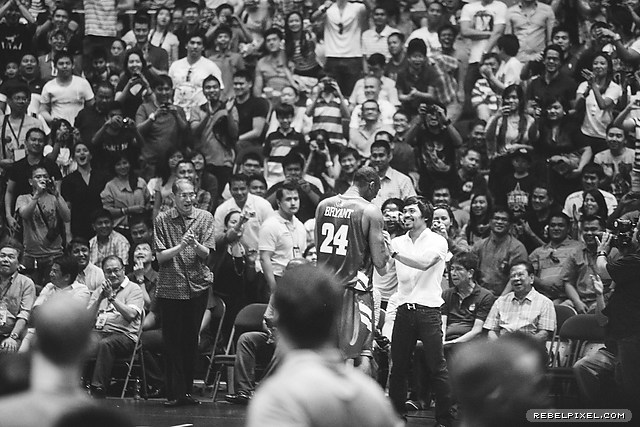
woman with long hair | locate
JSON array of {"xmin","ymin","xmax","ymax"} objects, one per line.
[
  {"xmin": 189, "ymin": 150, "xmax": 220, "ymax": 210},
  {"xmin": 575, "ymin": 52, "xmax": 622, "ymax": 154},
  {"xmin": 148, "ymin": 148, "xmax": 184, "ymax": 217},
  {"xmin": 115, "ymin": 50, "xmax": 155, "ymax": 118},
  {"xmin": 486, "ymin": 84, "xmax": 535, "ymax": 195},
  {"xmin": 432, "ymin": 203, "xmax": 469, "ymax": 256},
  {"xmin": 101, "ymin": 153, "xmax": 151, "ymax": 236},
  {"xmin": 463, "ymin": 193, "xmax": 494, "ymax": 245},
  {"xmin": 60, "ymin": 143, "xmax": 109, "ymax": 240},
  {"xmin": 284, "ymin": 11, "xmax": 321, "ymax": 83},
  {"xmin": 150, "ymin": 7, "xmax": 180, "ymax": 65},
  {"xmin": 529, "ymin": 95, "xmax": 592, "ymax": 201},
  {"xmin": 45, "ymin": 119, "xmax": 77, "ymax": 177}
]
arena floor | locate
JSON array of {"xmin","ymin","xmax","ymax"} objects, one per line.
[{"xmin": 103, "ymin": 398, "xmax": 436, "ymax": 426}]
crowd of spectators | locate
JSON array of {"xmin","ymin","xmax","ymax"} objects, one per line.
[{"xmin": 0, "ymin": 0, "xmax": 639, "ymax": 418}]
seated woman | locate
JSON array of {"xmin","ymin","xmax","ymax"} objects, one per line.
[
  {"xmin": 148, "ymin": 148, "xmax": 184, "ymax": 217},
  {"xmin": 462, "ymin": 193, "xmax": 493, "ymax": 246},
  {"xmin": 100, "ymin": 153, "xmax": 151, "ymax": 237}
]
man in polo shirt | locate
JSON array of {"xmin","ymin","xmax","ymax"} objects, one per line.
[
  {"xmin": 472, "ymin": 207, "xmax": 528, "ymax": 296},
  {"xmin": 369, "ymin": 138, "xmax": 416, "ymax": 209},
  {"xmin": 0, "ymin": 241, "xmax": 36, "ymax": 353},
  {"xmin": 361, "ymin": 5, "xmax": 397, "ymax": 60},
  {"xmin": 70, "ymin": 237, "xmax": 105, "ymax": 292},
  {"xmin": 154, "ymin": 178, "xmax": 216, "ymax": 406},
  {"xmin": 505, "ymin": 0, "xmax": 555, "ymax": 63},
  {"xmin": 258, "ymin": 181, "xmax": 306, "ymax": 303},
  {"xmin": 87, "ymin": 255, "xmax": 143, "ymax": 397},
  {"xmin": 525, "ymin": 44, "xmax": 577, "ymax": 111},
  {"xmin": 442, "ymin": 252, "xmax": 496, "ymax": 346},
  {"xmin": 484, "ymin": 261, "xmax": 556, "ymax": 341}
]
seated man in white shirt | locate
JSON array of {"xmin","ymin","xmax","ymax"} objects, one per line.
[
  {"xmin": 350, "ymin": 75, "xmax": 397, "ymax": 130},
  {"xmin": 19, "ymin": 255, "xmax": 90, "ymax": 351},
  {"xmin": 350, "ymin": 54, "xmax": 399, "ymax": 108},
  {"xmin": 563, "ymin": 163, "xmax": 618, "ymax": 220}
]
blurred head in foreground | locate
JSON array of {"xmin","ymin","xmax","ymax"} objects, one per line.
[{"xmin": 450, "ymin": 332, "xmax": 550, "ymax": 427}]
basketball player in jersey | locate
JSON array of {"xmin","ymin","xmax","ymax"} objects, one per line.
[{"xmin": 315, "ymin": 166, "xmax": 391, "ymax": 374}]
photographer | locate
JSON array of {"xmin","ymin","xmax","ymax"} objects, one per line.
[
  {"xmin": 92, "ymin": 101, "xmax": 144, "ymax": 174},
  {"xmin": 306, "ymin": 76, "xmax": 350, "ymax": 146},
  {"xmin": 15, "ymin": 165, "xmax": 70, "ymax": 290},
  {"xmin": 406, "ymin": 101, "xmax": 462, "ymax": 198},
  {"xmin": 595, "ymin": 219, "xmax": 640, "ymax": 410}
]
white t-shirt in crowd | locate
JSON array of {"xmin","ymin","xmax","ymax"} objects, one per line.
[
  {"xmin": 40, "ymin": 76, "xmax": 94, "ymax": 125},
  {"xmin": 459, "ymin": 0, "xmax": 508, "ymax": 63},
  {"xmin": 577, "ymin": 81, "xmax": 622, "ymax": 139},
  {"xmin": 324, "ymin": 2, "xmax": 366, "ymax": 58}
]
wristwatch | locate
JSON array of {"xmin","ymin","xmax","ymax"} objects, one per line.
[
  {"xmin": 9, "ymin": 332, "xmax": 19, "ymax": 340},
  {"xmin": 391, "ymin": 251, "xmax": 398, "ymax": 259}
]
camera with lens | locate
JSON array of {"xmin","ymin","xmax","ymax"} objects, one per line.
[
  {"xmin": 611, "ymin": 218, "xmax": 638, "ymax": 248},
  {"xmin": 122, "ymin": 117, "xmax": 133, "ymax": 127}
]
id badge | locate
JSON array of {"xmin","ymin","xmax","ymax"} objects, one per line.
[
  {"xmin": 14, "ymin": 149, "xmax": 25, "ymax": 161},
  {"xmin": 292, "ymin": 246, "xmax": 301, "ymax": 259},
  {"xmin": 95, "ymin": 311, "xmax": 108, "ymax": 330}
]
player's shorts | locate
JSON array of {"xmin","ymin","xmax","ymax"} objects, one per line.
[{"xmin": 339, "ymin": 285, "xmax": 374, "ymax": 360}]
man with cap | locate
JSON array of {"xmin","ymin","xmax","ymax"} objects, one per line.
[{"xmin": 396, "ymin": 38, "xmax": 440, "ymax": 117}]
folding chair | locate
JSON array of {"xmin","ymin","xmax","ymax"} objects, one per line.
[
  {"xmin": 209, "ymin": 303, "xmax": 268, "ymax": 402},
  {"xmin": 118, "ymin": 309, "xmax": 148, "ymax": 399},
  {"xmin": 548, "ymin": 314, "xmax": 606, "ymax": 406},
  {"xmin": 548, "ymin": 305, "xmax": 577, "ymax": 366},
  {"xmin": 202, "ymin": 295, "xmax": 227, "ymax": 387}
]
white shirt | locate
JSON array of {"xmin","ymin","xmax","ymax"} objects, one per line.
[
  {"xmin": 459, "ymin": 0, "xmax": 509, "ymax": 63},
  {"xmin": 372, "ymin": 167, "xmax": 417, "ymax": 209},
  {"xmin": 169, "ymin": 57, "xmax": 224, "ymax": 118},
  {"xmin": 324, "ymin": 2, "xmax": 366, "ymax": 57},
  {"xmin": 40, "ymin": 76, "xmax": 94, "ymax": 124},
  {"xmin": 361, "ymin": 25, "xmax": 398, "ymax": 59},
  {"xmin": 391, "ymin": 228, "xmax": 448, "ymax": 308},
  {"xmin": 577, "ymin": 80, "xmax": 622, "ymax": 139},
  {"xmin": 495, "ymin": 56, "xmax": 523, "ymax": 87},
  {"xmin": 406, "ymin": 27, "xmax": 441, "ymax": 58},
  {"xmin": 258, "ymin": 212, "xmax": 307, "ymax": 277},
  {"xmin": 563, "ymin": 189, "xmax": 618, "ymax": 220},
  {"xmin": 213, "ymin": 193, "xmax": 275, "ymax": 252}
]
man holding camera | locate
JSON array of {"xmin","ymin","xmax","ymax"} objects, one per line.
[
  {"xmin": 15, "ymin": 165, "xmax": 70, "ymax": 290},
  {"xmin": 92, "ymin": 101, "xmax": 144, "ymax": 173},
  {"xmin": 595, "ymin": 219, "xmax": 640, "ymax": 410}
]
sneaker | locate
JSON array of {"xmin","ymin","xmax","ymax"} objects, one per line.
[
  {"xmin": 89, "ymin": 385, "xmax": 107, "ymax": 399},
  {"xmin": 225, "ymin": 390, "xmax": 253, "ymax": 405}
]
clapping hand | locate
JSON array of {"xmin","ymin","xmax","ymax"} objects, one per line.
[{"xmin": 101, "ymin": 280, "xmax": 114, "ymax": 300}]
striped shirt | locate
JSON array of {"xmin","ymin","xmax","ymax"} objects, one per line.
[
  {"xmin": 483, "ymin": 288, "xmax": 556, "ymax": 336},
  {"xmin": 89, "ymin": 231, "xmax": 131, "ymax": 268},
  {"xmin": 83, "ymin": 0, "xmax": 118, "ymax": 38},
  {"xmin": 310, "ymin": 98, "xmax": 345, "ymax": 145},
  {"xmin": 430, "ymin": 53, "xmax": 459, "ymax": 106}
]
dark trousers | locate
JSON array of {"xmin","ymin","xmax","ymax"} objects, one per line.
[
  {"xmin": 234, "ymin": 331, "xmax": 276, "ymax": 392},
  {"xmin": 140, "ymin": 329, "xmax": 164, "ymax": 389},
  {"xmin": 207, "ymin": 165, "xmax": 233, "ymax": 198},
  {"xmin": 89, "ymin": 332, "xmax": 135, "ymax": 389},
  {"xmin": 389, "ymin": 305, "xmax": 452, "ymax": 424},
  {"xmin": 324, "ymin": 57, "xmax": 363, "ymax": 97},
  {"xmin": 159, "ymin": 293, "xmax": 208, "ymax": 400}
]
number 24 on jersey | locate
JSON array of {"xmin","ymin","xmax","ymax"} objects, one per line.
[{"xmin": 319, "ymin": 223, "xmax": 349, "ymax": 256}]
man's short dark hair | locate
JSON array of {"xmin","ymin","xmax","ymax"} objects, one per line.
[
  {"xmin": 264, "ymin": 28, "xmax": 283, "ymax": 40},
  {"xmin": 388, "ymin": 31, "xmax": 405, "ymax": 43},
  {"xmin": 25, "ymin": 127, "xmax": 46, "ymax": 142},
  {"xmin": 276, "ymin": 180, "xmax": 300, "ymax": 202},
  {"xmin": 543, "ymin": 44, "xmax": 564, "ymax": 61},
  {"xmin": 106, "ymin": 101, "xmax": 124, "ymax": 114},
  {"xmin": 133, "ymin": 13, "xmax": 151, "ymax": 27},
  {"xmin": 5, "ymin": 83, "xmax": 30, "ymax": 99},
  {"xmin": 152, "ymin": 75, "xmax": 173, "ymax": 89},
  {"xmin": 274, "ymin": 264, "xmax": 343, "ymax": 349},
  {"xmin": 129, "ymin": 214, "xmax": 152, "ymax": 231},
  {"xmin": 404, "ymin": 196, "xmax": 433, "ymax": 224},
  {"xmin": 214, "ymin": 23, "xmax": 232, "ymax": 39},
  {"xmin": 548, "ymin": 211, "xmax": 571, "ymax": 227},
  {"xmin": 367, "ymin": 53, "xmax": 386, "ymax": 67},
  {"xmin": 582, "ymin": 163, "xmax": 604, "ymax": 179},
  {"xmin": 438, "ymin": 23, "xmax": 458, "ymax": 37},
  {"xmin": 353, "ymin": 166, "xmax": 380, "ymax": 188},
  {"xmin": 497, "ymin": 34, "xmax": 519, "ymax": 57},
  {"xmin": 492, "ymin": 206, "xmax": 513, "ymax": 223},
  {"xmin": 509, "ymin": 260, "xmax": 534, "ymax": 276},
  {"xmin": 202, "ymin": 74, "xmax": 221, "ymax": 88},
  {"xmin": 339, "ymin": 147, "xmax": 360, "ymax": 162},
  {"xmin": 370, "ymin": 139, "xmax": 391, "ymax": 154},
  {"xmin": 248, "ymin": 173, "xmax": 267, "ymax": 187},
  {"xmin": 450, "ymin": 252, "xmax": 479, "ymax": 274},
  {"xmin": 580, "ymin": 214, "xmax": 606, "ymax": 229},
  {"xmin": 241, "ymin": 151, "xmax": 262, "ymax": 165},
  {"xmin": 53, "ymin": 51, "xmax": 74, "ymax": 65},
  {"xmin": 29, "ymin": 165, "xmax": 48, "ymax": 179},
  {"xmin": 91, "ymin": 209, "xmax": 113, "ymax": 224},
  {"xmin": 0, "ymin": 238, "xmax": 23, "ymax": 259},
  {"xmin": 282, "ymin": 152, "xmax": 305, "ymax": 169},
  {"xmin": 229, "ymin": 173, "xmax": 250, "ymax": 186},
  {"xmin": 275, "ymin": 103, "xmax": 294, "ymax": 118},
  {"xmin": 233, "ymin": 70, "xmax": 253, "ymax": 82},
  {"xmin": 53, "ymin": 255, "xmax": 80, "ymax": 283}
]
